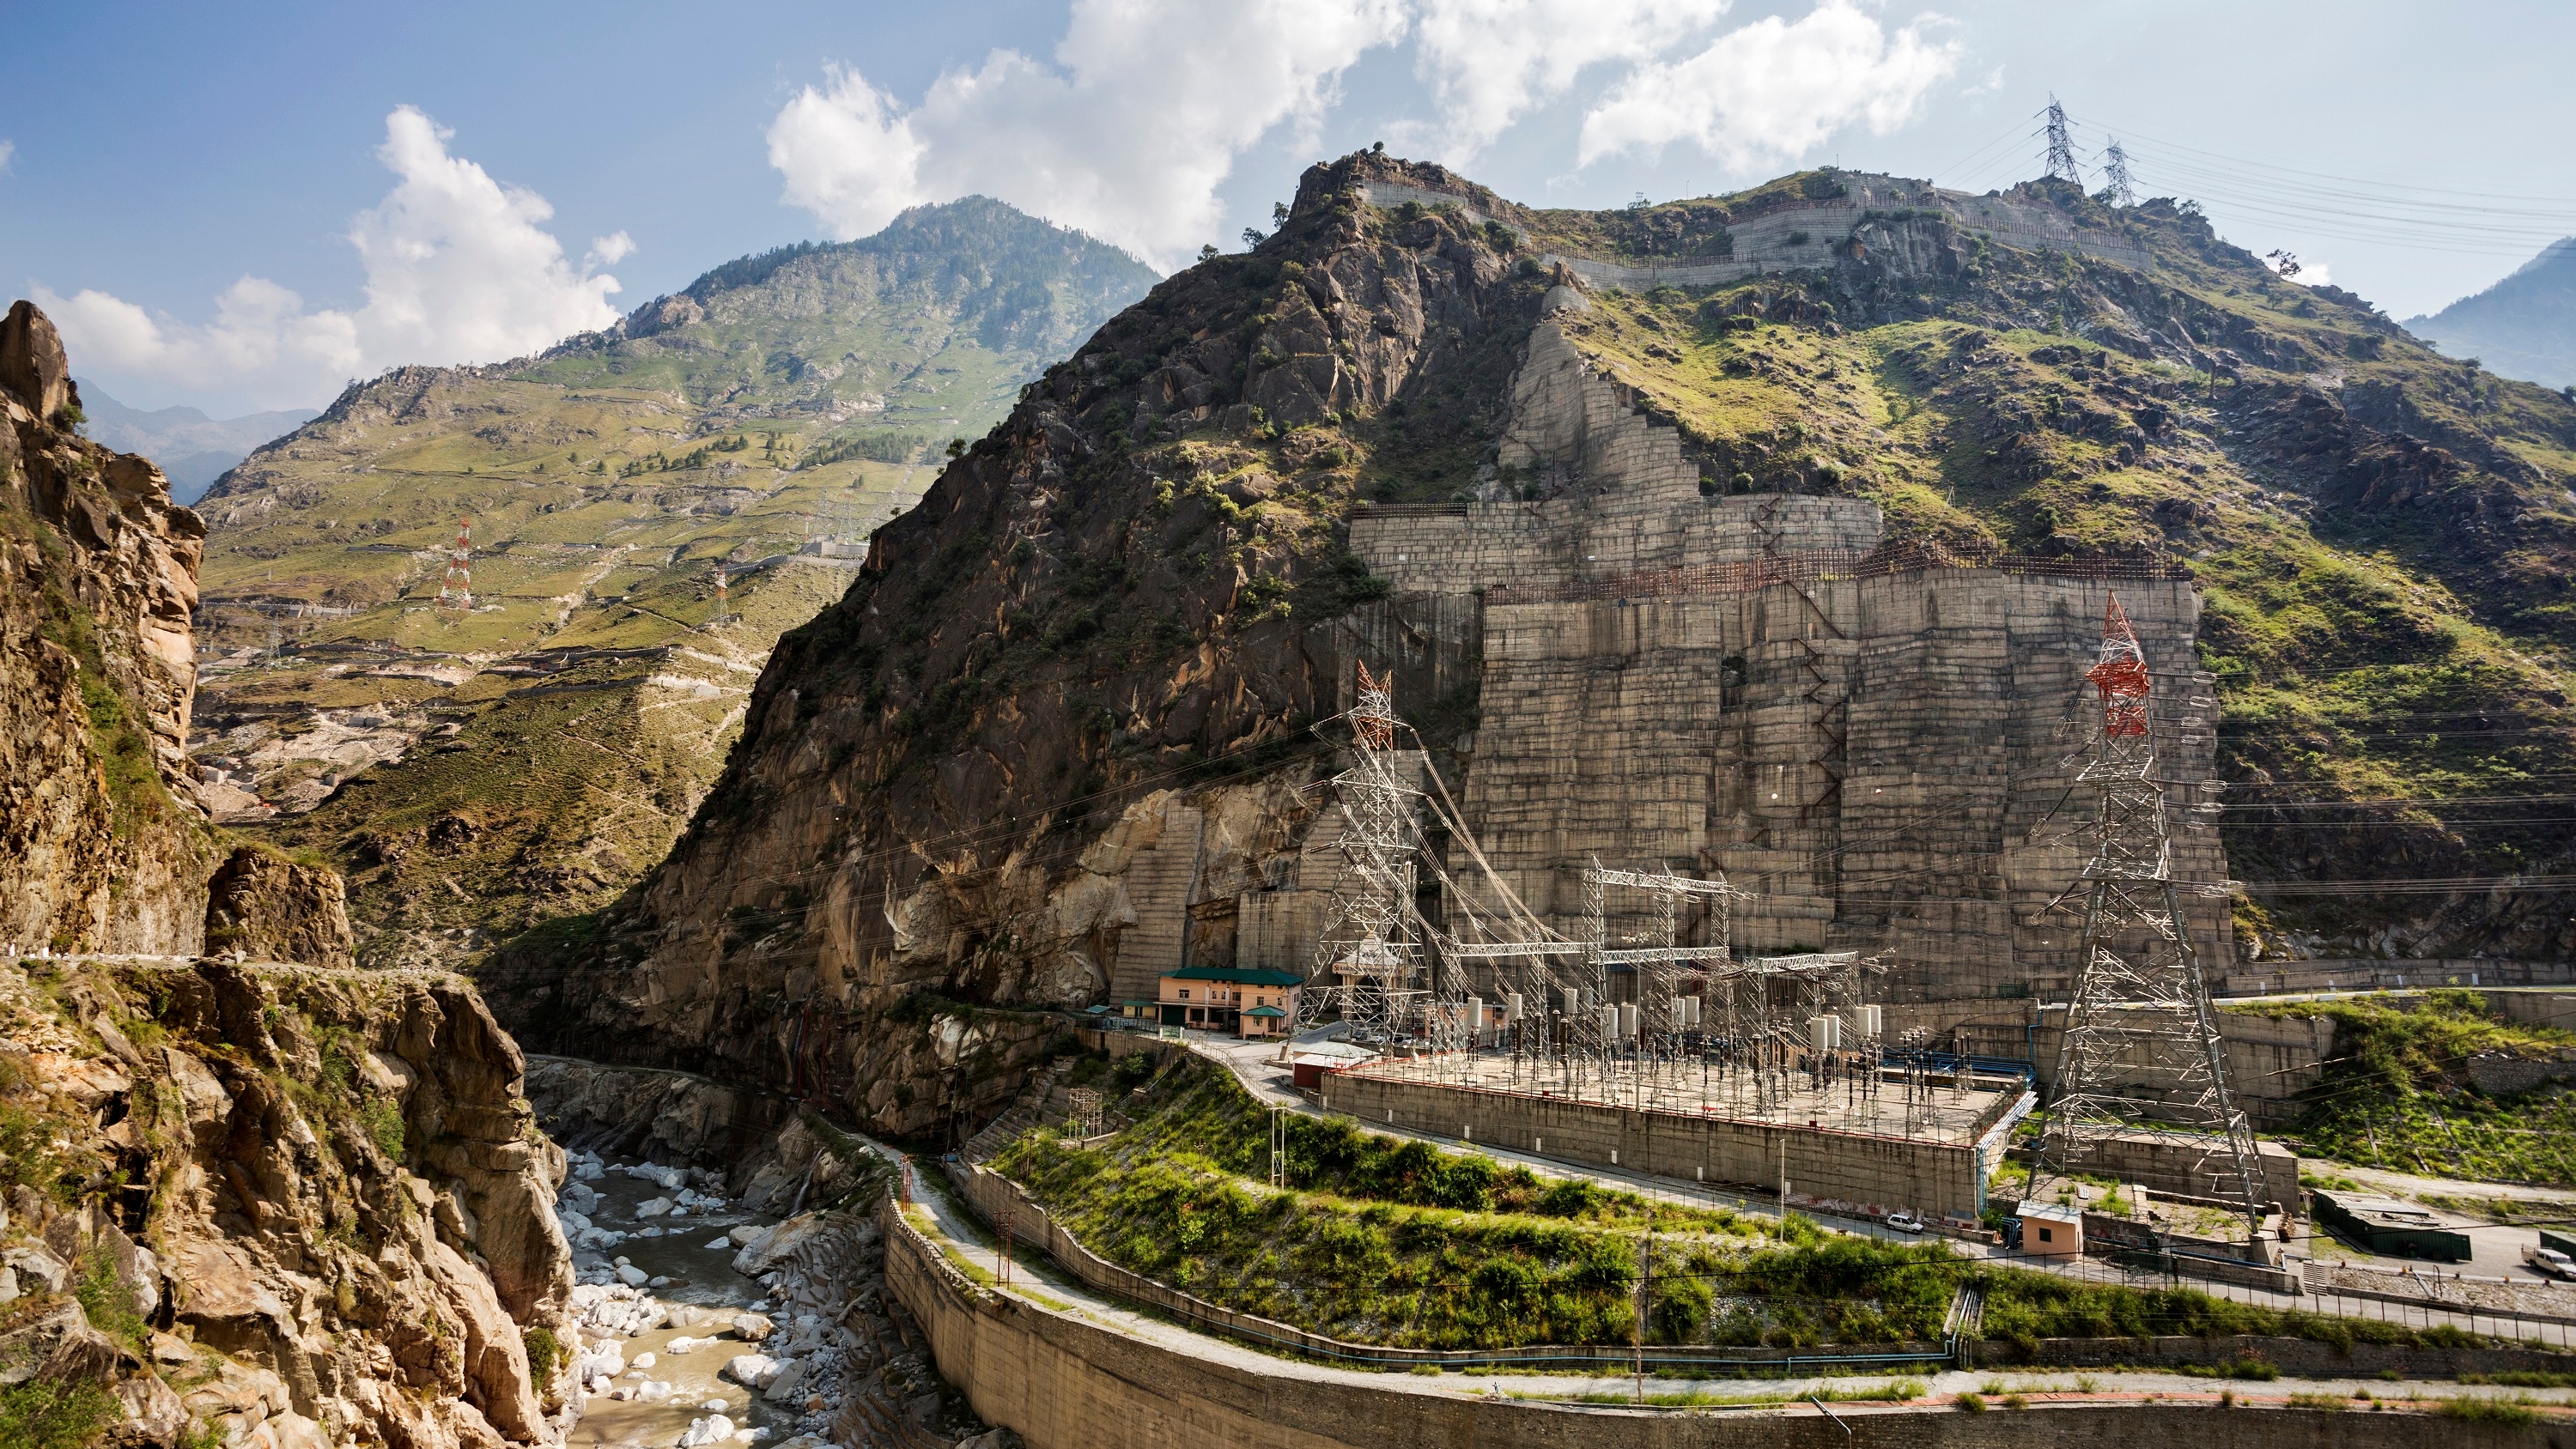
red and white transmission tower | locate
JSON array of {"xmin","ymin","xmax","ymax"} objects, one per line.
[
  {"xmin": 2034, "ymin": 594, "xmax": 2265, "ymax": 1231},
  {"xmin": 436, "ymin": 517, "xmax": 472, "ymax": 609}
]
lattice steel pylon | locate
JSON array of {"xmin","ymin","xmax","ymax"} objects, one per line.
[
  {"xmin": 2101, "ymin": 138, "xmax": 2137, "ymax": 207},
  {"xmin": 436, "ymin": 516, "xmax": 472, "ymax": 609},
  {"xmin": 1297, "ymin": 663, "xmax": 1429, "ymax": 1044},
  {"xmin": 2043, "ymin": 94, "xmax": 2085, "ymax": 188},
  {"xmin": 2033, "ymin": 594, "xmax": 2265, "ymax": 1232}
]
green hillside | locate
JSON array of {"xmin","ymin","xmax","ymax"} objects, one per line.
[{"xmin": 189, "ymin": 197, "xmax": 1158, "ymax": 966}]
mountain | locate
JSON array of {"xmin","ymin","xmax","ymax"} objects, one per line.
[
  {"xmin": 2405, "ymin": 238, "xmax": 2576, "ymax": 390},
  {"xmin": 482, "ymin": 154, "xmax": 2576, "ymax": 1135},
  {"xmin": 73, "ymin": 381, "xmax": 318, "ymax": 502},
  {"xmin": 192, "ymin": 197, "xmax": 1159, "ymax": 967}
]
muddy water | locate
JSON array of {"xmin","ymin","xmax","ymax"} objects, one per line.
[{"xmin": 568, "ymin": 1167, "xmax": 789, "ymax": 1449}]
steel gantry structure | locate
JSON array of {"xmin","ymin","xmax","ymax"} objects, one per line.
[{"xmin": 1295, "ymin": 665, "xmax": 1889, "ymax": 1111}]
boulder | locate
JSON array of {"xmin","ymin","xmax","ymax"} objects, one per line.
[
  {"xmin": 720, "ymin": 1352, "xmax": 780, "ymax": 1388},
  {"xmin": 677, "ymin": 1413, "xmax": 736, "ymax": 1447},
  {"xmin": 762, "ymin": 1358, "xmax": 811, "ymax": 1403},
  {"xmin": 729, "ymin": 1311, "xmax": 774, "ymax": 1343},
  {"xmin": 635, "ymin": 1197, "xmax": 673, "ymax": 1218}
]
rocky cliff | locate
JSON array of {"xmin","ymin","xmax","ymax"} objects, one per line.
[
  {"xmin": 1, "ymin": 955, "xmax": 574, "ymax": 1449},
  {"xmin": 1, "ymin": 300, "xmax": 217, "ymax": 956},
  {"xmin": 1, "ymin": 300, "xmax": 572, "ymax": 1449},
  {"xmin": 493, "ymin": 152, "xmax": 2576, "ymax": 1132}
]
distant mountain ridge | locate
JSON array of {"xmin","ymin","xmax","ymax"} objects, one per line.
[
  {"xmin": 75, "ymin": 381, "xmax": 317, "ymax": 502},
  {"xmin": 2406, "ymin": 237, "xmax": 2576, "ymax": 390},
  {"xmin": 190, "ymin": 196, "xmax": 1159, "ymax": 967}
]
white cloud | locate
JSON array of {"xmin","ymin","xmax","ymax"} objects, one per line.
[
  {"xmin": 1406, "ymin": 0, "xmax": 1732, "ymax": 164},
  {"xmin": 768, "ymin": 0, "xmax": 1407, "ymax": 269},
  {"xmin": 770, "ymin": 1, "xmax": 1971, "ymax": 270},
  {"xmin": 0, "ymin": 140, "xmax": 15, "ymax": 173},
  {"xmin": 2287, "ymin": 259, "xmax": 2331, "ymax": 288},
  {"xmin": 40, "ymin": 106, "xmax": 625, "ymax": 411},
  {"xmin": 1577, "ymin": 1, "xmax": 1962, "ymax": 170}
]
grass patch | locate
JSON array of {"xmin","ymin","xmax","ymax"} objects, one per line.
[
  {"xmin": 2233, "ymin": 990, "xmax": 2576, "ymax": 1184},
  {"xmin": 2439, "ymin": 1397, "xmax": 2539, "ymax": 1426}
]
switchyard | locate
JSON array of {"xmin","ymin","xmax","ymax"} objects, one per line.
[{"xmin": 1292, "ymin": 603, "xmax": 2249, "ymax": 1230}]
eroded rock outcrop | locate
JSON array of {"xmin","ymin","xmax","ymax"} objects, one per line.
[
  {"xmin": 0, "ymin": 955, "xmax": 574, "ymax": 1448},
  {"xmin": 204, "ymin": 844, "xmax": 358, "ymax": 969},
  {"xmin": 0, "ymin": 300, "xmax": 217, "ymax": 955}
]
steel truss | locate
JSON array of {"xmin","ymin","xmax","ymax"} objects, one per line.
[{"xmin": 2033, "ymin": 595, "xmax": 2266, "ymax": 1232}]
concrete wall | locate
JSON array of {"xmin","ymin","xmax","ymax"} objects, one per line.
[
  {"xmin": 1954, "ymin": 1006, "xmax": 2334, "ymax": 1131},
  {"xmin": 1436, "ymin": 572, "xmax": 2227, "ymax": 999},
  {"xmin": 1341, "ymin": 306, "xmax": 2231, "ymax": 1005},
  {"xmin": 2051, "ymin": 1131, "xmax": 2302, "ymax": 1210},
  {"xmin": 883, "ymin": 1193, "xmax": 2544, "ymax": 1449},
  {"xmin": 1318, "ymin": 1065, "xmax": 2024, "ymax": 1222}
]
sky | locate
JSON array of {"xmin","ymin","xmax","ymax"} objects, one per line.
[{"xmin": 3, "ymin": 0, "xmax": 2572, "ymax": 416}]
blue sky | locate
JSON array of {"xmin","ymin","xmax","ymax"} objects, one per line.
[{"xmin": 5, "ymin": 0, "xmax": 2572, "ymax": 415}]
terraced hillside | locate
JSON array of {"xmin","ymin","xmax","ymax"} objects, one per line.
[{"xmin": 191, "ymin": 197, "xmax": 1157, "ymax": 966}]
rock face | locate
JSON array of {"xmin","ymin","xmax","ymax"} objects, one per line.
[
  {"xmin": 496, "ymin": 149, "xmax": 2576, "ymax": 1117},
  {"xmin": 0, "ymin": 300, "xmax": 217, "ymax": 955},
  {"xmin": 204, "ymin": 845, "xmax": 358, "ymax": 968},
  {"xmin": 0, "ymin": 954, "xmax": 575, "ymax": 1448}
]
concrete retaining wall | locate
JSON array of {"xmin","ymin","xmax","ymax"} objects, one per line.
[
  {"xmin": 1319, "ymin": 1067, "xmax": 2025, "ymax": 1222},
  {"xmin": 881, "ymin": 1193, "xmax": 2546, "ymax": 1449}
]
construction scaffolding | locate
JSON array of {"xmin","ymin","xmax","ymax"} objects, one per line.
[{"xmin": 2030, "ymin": 594, "xmax": 2266, "ymax": 1231}]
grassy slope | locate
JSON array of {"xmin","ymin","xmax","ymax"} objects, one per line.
[
  {"xmin": 191, "ymin": 200, "xmax": 1157, "ymax": 962},
  {"xmin": 1504, "ymin": 179, "xmax": 2576, "ymax": 959},
  {"xmin": 2231, "ymin": 991, "xmax": 2576, "ymax": 1185},
  {"xmin": 992, "ymin": 1052, "xmax": 2464, "ymax": 1355}
]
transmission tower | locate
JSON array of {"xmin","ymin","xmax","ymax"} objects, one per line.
[
  {"xmin": 2043, "ymin": 94, "xmax": 2085, "ymax": 188},
  {"xmin": 2033, "ymin": 595, "xmax": 2265, "ymax": 1233},
  {"xmin": 1297, "ymin": 664, "xmax": 1429, "ymax": 1044},
  {"xmin": 711, "ymin": 561, "xmax": 731, "ymax": 624},
  {"xmin": 436, "ymin": 516, "xmax": 472, "ymax": 609},
  {"xmin": 2101, "ymin": 137, "xmax": 2136, "ymax": 206}
]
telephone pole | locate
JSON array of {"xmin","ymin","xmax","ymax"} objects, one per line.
[{"xmin": 2044, "ymin": 95, "xmax": 2085, "ymax": 188}]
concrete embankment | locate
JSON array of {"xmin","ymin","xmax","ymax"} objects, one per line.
[{"xmin": 879, "ymin": 1191, "xmax": 2548, "ymax": 1449}]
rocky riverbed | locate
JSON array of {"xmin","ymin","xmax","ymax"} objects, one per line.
[{"xmin": 530, "ymin": 1058, "xmax": 1010, "ymax": 1449}]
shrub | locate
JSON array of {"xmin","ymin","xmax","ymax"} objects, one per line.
[
  {"xmin": 2439, "ymin": 1398, "xmax": 2537, "ymax": 1426},
  {"xmin": 0, "ymin": 1379, "xmax": 119, "ymax": 1449}
]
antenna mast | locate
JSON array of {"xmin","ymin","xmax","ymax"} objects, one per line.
[
  {"xmin": 2043, "ymin": 95, "xmax": 2086, "ymax": 188},
  {"xmin": 2033, "ymin": 594, "xmax": 2266, "ymax": 1234}
]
